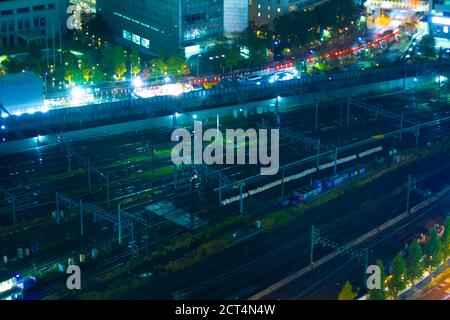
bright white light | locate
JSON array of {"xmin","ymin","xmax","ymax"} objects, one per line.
[
  {"xmin": 0, "ymin": 278, "xmax": 16, "ymax": 293},
  {"xmin": 1, "ymin": 125, "xmax": 5, "ymax": 130},
  {"xmin": 164, "ymin": 76, "xmax": 171, "ymax": 83},
  {"xmin": 432, "ymin": 16, "xmax": 450, "ymax": 26},
  {"xmin": 192, "ymin": 114, "xmax": 198, "ymax": 119},
  {"xmin": 71, "ymin": 87, "xmax": 85, "ymax": 100},
  {"xmin": 161, "ymin": 84, "xmax": 184, "ymax": 96},
  {"xmin": 132, "ymin": 76, "xmax": 143, "ymax": 88},
  {"xmin": 1, "ymin": 113, "xmax": 8, "ymax": 118},
  {"xmin": 134, "ymin": 88, "xmax": 157, "ymax": 99},
  {"xmin": 435, "ymin": 75, "xmax": 448, "ymax": 83}
]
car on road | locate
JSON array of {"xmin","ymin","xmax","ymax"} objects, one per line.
[
  {"xmin": 140, "ymin": 272, "xmax": 153, "ymax": 279},
  {"xmin": 247, "ymin": 75, "xmax": 263, "ymax": 83},
  {"xmin": 275, "ymin": 71, "xmax": 295, "ymax": 81},
  {"xmin": 189, "ymin": 84, "xmax": 203, "ymax": 92},
  {"xmin": 247, "ymin": 74, "xmax": 262, "ymax": 81}
]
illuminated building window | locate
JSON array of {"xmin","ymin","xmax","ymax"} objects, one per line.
[
  {"xmin": 122, "ymin": 30, "xmax": 131, "ymax": 41},
  {"xmin": 141, "ymin": 37, "xmax": 150, "ymax": 48},
  {"xmin": 132, "ymin": 34, "xmax": 141, "ymax": 45}
]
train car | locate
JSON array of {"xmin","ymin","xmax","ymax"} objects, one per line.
[
  {"xmin": 313, "ymin": 179, "xmax": 323, "ymax": 188},
  {"xmin": 280, "ymin": 195, "xmax": 301, "ymax": 207},
  {"xmin": 323, "ymin": 179, "xmax": 335, "ymax": 190},
  {"xmin": 294, "ymin": 185, "xmax": 323, "ymax": 202},
  {"xmin": 330, "ymin": 173, "xmax": 350, "ymax": 187},
  {"xmin": 0, "ymin": 274, "xmax": 21, "ymax": 300},
  {"xmin": 0, "ymin": 287, "xmax": 22, "ymax": 300},
  {"xmin": 349, "ymin": 166, "xmax": 366, "ymax": 179}
]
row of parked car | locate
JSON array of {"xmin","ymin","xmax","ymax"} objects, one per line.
[{"xmin": 280, "ymin": 165, "xmax": 366, "ymax": 207}]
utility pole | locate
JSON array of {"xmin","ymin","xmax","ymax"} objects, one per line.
[
  {"xmin": 52, "ymin": 24, "xmax": 56, "ymax": 68},
  {"xmin": 55, "ymin": 193, "xmax": 60, "ymax": 225},
  {"xmin": 333, "ymin": 147, "xmax": 338, "ymax": 175},
  {"xmin": 219, "ymin": 171, "xmax": 222, "ymax": 205},
  {"xmin": 106, "ymin": 172, "xmax": 110, "ymax": 208},
  {"xmin": 346, "ymin": 97, "xmax": 351, "ymax": 128},
  {"xmin": 275, "ymin": 97, "xmax": 281, "ymax": 128},
  {"xmin": 87, "ymin": 158, "xmax": 92, "ymax": 192},
  {"xmin": 145, "ymin": 221, "xmax": 149, "ymax": 256},
  {"xmin": 151, "ymin": 145, "xmax": 155, "ymax": 177},
  {"xmin": 197, "ymin": 54, "xmax": 201, "ymax": 77},
  {"xmin": 316, "ymin": 138, "xmax": 321, "ymax": 170},
  {"xmin": 406, "ymin": 174, "xmax": 414, "ymax": 215},
  {"xmin": 67, "ymin": 149, "xmax": 72, "ymax": 172},
  {"xmin": 281, "ymin": 168, "xmax": 285, "ymax": 201},
  {"xmin": 314, "ymin": 102, "xmax": 319, "ymax": 132},
  {"xmin": 310, "ymin": 225, "xmax": 320, "ymax": 266},
  {"xmin": 362, "ymin": 248, "xmax": 369, "ymax": 285},
  {"xmin": 239, "ymin": 183, "xmax": 244, "ymax": 214},
  {"xmin": 131, "ymin": 222, "xmax": 136, "ymax": 258},
  {"xmin": 173, "ymin": 164, "xmax": 178, "ymax": 189},
  {"xmin": 173, "ymin": 110, "xmax": 177, "ymax": 129},
  {"xmin": 118, "ymin": 204, "xmax": 122, "ymax": 245},
  {"xmin": 415, "ymin": 124, "xmax": 420, "ymax": 147},
  {"xmin": 80, "ymin": 199, "xmax": 84, "ymax": 236},
  {"xmin": 12, "ymin": 193, "xmax": 16, "ymax": 225},
  {"xmin": 59, "ymin": 24, "xmax": 63, "ymax": 66},
  {"xmin": 45, "ymin": 26, "xmax": 49, "ymax": 68},
  {"xmin": 403, "ymin": 60, "xmax": 407, "ymax": 91},
  {"xmin": 399, "ymin": 112, "xmax": 404, "ymax": 142}
]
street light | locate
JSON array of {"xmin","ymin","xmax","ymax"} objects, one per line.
[
  {"xmin": 197, "ymin": 54, "xmax": 202, "ymax": 77},
  {"xmin": 132, "ymin": 76, "xmax": 143, "ymax": 88},
  {"xmin": 273, "ymin": 40, "xmax": 279, "ymax": 59},
  {"xmin": 44, "ymin": 72, "xmax": 49, "ymax": 96}
]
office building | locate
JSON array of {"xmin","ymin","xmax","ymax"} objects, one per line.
[
  {"xmin": 224, "ymin": 0, "xmax": 249, "ymax": 35},
  {"xmin": 430, "ymin": 0, "xmax": 450, "ymax": 41},
  {"xmin": 249, "ymin": 0, "xmax": 323, "ymax": 27},
  {"xmin": 99, "ymin": 0, "xmax": 227, "ymax": 57},
  {"xmin": 0, "ymin": 0, "xmax": 68, "ymax": 49}
]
